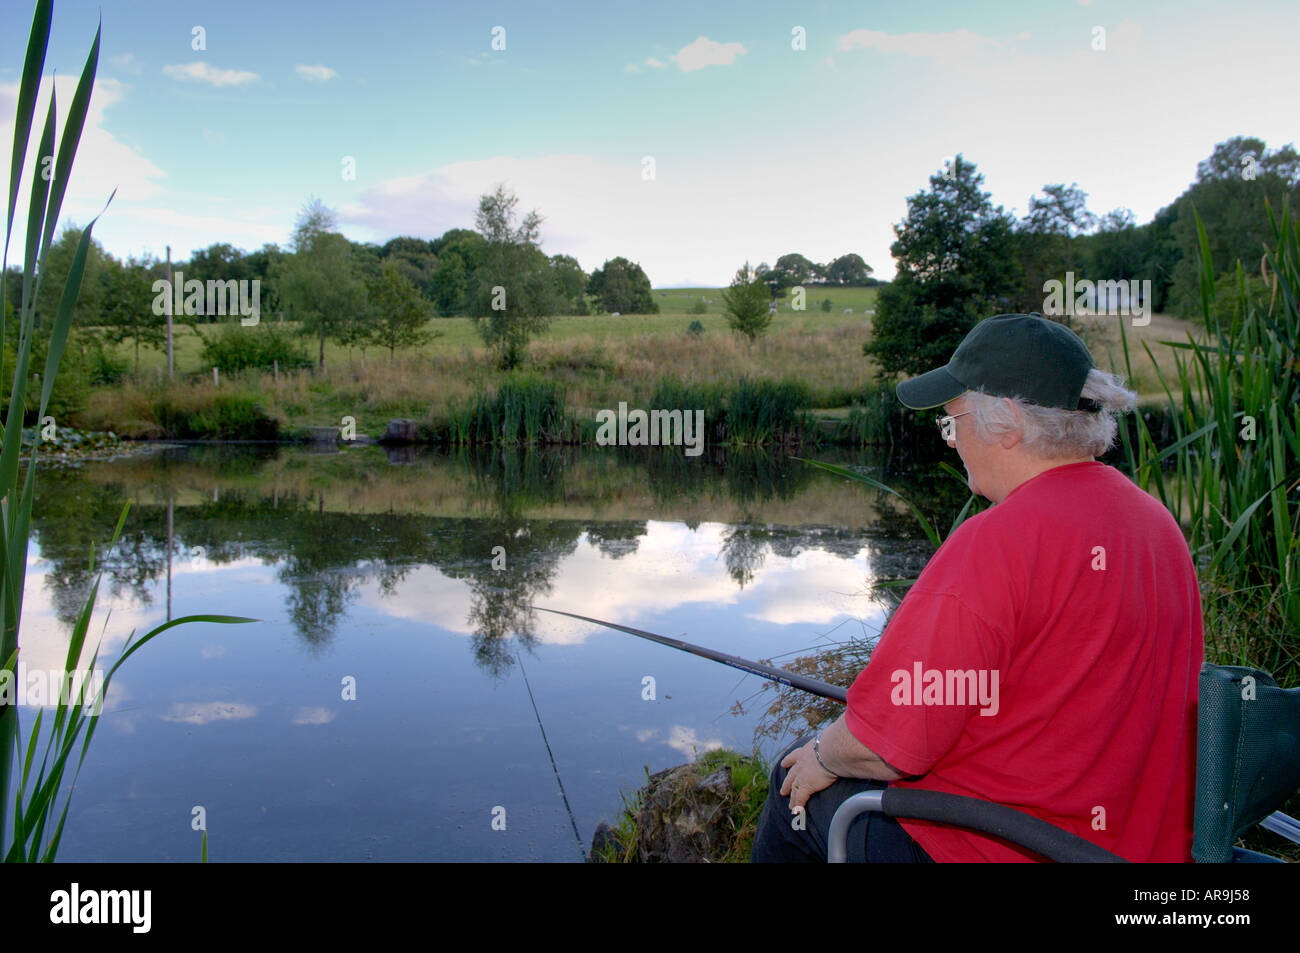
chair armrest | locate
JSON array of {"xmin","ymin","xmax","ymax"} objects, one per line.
[{"xmin": 828, "ymin": 788, "xmax": 1127, "ymax": 863}]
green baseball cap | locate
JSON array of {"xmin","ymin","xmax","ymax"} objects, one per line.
[{"xmin": 895, "ymin": 313, "xmax": 1097, "ymax": 411}]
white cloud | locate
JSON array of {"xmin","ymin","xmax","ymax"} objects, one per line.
[
  {"xmin": 673, "ymin": 36, "xmax": 747, "ymax": 72},
  {"xmin": 292, "ymin": 706, "xmax": 336, "ymax": 725},
  {"xmin": 0, "ymin": 75, "xmax": 167, "ymax": 249},
  {"xmin": 665, "ymin": 724, "xmax": 725, "ymax": 760},
  {"xmin": 109, "ymin": 53, "xmax": 142, "ymax": 75},
  {"xmin": 353, "ymin": 521, "xmax": 882, "ymax": 648},
  {"xmin": 337, "ymin": 147, "xmax": 919, "ymax": 285},
  {"xmin": 162, "ymin": 62, "xmax": 260, "ymax": 87},
  {"xmin": 624, "ymin": 63, "xmax": 642, "ymax": 73},
  {"xmin": 645, "ymin": 57, "xmax": 666, "ymax": 69},
  {"xmin": 163, "ymin": 701, "xmax": 258, "ymax": 725},
  {"xmin": 294, "ymin": 64, "xmax": 337, "ymax": 82}
]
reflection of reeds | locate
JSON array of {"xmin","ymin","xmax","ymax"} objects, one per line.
[{"xmin": 74, "ymin": 444, "xmax": 930, "ymax": 529}]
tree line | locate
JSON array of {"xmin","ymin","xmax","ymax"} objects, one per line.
[
  {"xmin": 5, "ymin": 134, "xmax": 1291, "ymax": 398},
  {"xmin": 0, "ymin": 184, "xmax": 669, "ymax": 378},
  {"xmin": 864, "ymin": 135, "xmax": 1300, "ymax": 377}
]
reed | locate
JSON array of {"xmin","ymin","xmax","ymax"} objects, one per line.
[
  {"xmin": 445, "ymin": 373, "xmax": 573, "ymax": 445},
  {"xmin": 1, "ymin": 2, "xmax": 253, "ymax": 861},
  {"xmin": 725, "ymin": 378, "xmax": 813, "ymax": 446},
  {"xmin": 1118, "ymin": 202, "xmax": 1299, "ymax": 684}
]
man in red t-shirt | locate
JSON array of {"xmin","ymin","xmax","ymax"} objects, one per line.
[{"xmin": 752, "ymin": 314, "xmax": 1201, "ymax": 862}]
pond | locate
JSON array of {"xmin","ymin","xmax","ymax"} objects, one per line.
[{"xmin": 18, "ymin": 443, "xmax": 961, "ymax": 861}]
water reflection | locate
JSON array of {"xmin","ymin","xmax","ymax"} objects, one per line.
[
  {"xmin": 24, "ymin": 443, "xmax": 980, "ymax": 861},
  {"xmin": 31, "ymin": 444, "xmax": 964, "ymax": 677}
]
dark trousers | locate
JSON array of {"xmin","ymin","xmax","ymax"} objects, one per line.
[{"xmin": 751, "ymin": 737, "xmax": 934, "ymax": 863}]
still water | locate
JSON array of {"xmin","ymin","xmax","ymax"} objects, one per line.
[{"xmin": 20, "ymin": 444, "xmax": 953, "ymax": 861}]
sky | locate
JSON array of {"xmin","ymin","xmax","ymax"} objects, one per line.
[{"xmin": 1, "ymin": 0, "xmax": 1297, "ymax": 285}]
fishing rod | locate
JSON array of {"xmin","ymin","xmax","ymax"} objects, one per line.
[
  {"xmin": 515, "ymin": 650, "xmax": 587, "ymax": 861},
  {"xmin": 530, "ymin": 606, "xmax": 847, "ymax": 704}
]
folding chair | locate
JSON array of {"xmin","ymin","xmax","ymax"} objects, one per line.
[{"xmin": 827, "ymin": 663, "xmax": 1300, "ymax": 862}]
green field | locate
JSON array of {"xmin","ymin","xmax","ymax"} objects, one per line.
[
  {"xmin": 114, "ymin": 285, "xmax": 882, "ymax": 374},
  {"xmin": 82, "ymin": 284, "xmax": 1204, "ymax": 439}
]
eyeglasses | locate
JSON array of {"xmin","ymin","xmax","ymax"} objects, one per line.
[{"xmin": 936, "ymin": 411, "xmax": 971, "ymax": 441}]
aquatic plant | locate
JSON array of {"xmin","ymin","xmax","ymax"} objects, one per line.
[{"xmin": 0, "ymin": 1, "xmax": 253, "ymax": 862}]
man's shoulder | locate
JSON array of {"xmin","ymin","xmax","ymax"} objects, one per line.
[{"xmin": 934, "ymin": 462, "xmax": 1182, "ymax": 563}]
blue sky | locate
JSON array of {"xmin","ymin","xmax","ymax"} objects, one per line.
[{"xmin": 3, "ymin": 0, "xmax": 1297, "ymax": 284}]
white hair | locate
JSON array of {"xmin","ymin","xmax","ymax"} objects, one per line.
[{"xmin": 963, "ymin": 369, "xmax": 1137, "ymax": 459}]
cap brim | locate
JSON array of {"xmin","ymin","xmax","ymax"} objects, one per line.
[{"xmin": 895, "ymin": 365, "xmax": 966, "ymax": 410}]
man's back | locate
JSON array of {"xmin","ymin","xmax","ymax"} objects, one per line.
[{"xmin": 844, "ymin": 460, "xmax": 1203, "ymax": 862}]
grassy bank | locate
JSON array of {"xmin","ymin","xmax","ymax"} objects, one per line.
[
  {"xmin": 592, "ymin": 749, "xmax": 769, "ymax": 863},
  {"xmin": 70, "ymin": 286, "xmax": 1203, "ymax": 444}
]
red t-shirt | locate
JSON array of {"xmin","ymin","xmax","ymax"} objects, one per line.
[{"xmin": 844, "ymin": 461, "xmax": 1202, "ymax": 862}]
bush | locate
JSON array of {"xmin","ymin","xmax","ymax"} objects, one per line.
[
  {"xmin": 83, "ymin": 335, "xmax": 128, "ymax": 385},
  {"xmin": 688, "ymin": 298, "xmax": 707, "ymax": 315},
  {"xmin": 686, "ymin": 320, "xmax": 705, "ymax": 336},
  {"xmin": 152, "ymin": 390, "xmax": 280, "ymax": 439},
  {"xmin": 821, "ymin": 298, "xmax": 832, "ymax": 312},
  {"xmin": 198, "ymin": 321, "xmax": 309, "ymax": 373}
]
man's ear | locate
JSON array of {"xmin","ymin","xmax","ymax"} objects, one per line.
[{"xmin": 999, "ymin": 398, "xmax": 1024, "ymax": 449}]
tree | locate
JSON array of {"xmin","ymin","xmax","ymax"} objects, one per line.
[
  {"xmin": 471, "ymin": 184, "xmax": 557, "ymax": 369},
  {"xmin": 380, "ymin": 236, "xmax": 439, "ymax": 299},
  {"xmin": 1024, "ymin": 183, "xmax": 1096, "ymax": 237},
  {"xmin": 774, "ymin": 253, "xmax": 817, "ymax": 284},
  {"xmin": 1010, "ymin": 183, "xmax": 1096, "ymax": 312},
  {"xmin": 431, "ymin": 230, "xmax": 486, "ymax": 315},
  {"xmin": 1166, "ymin": 136, "xmax": 1300, "ymax": 318},
  {"xmin": 864, "ymin": 155, "xmax": 1021, "ymax": 377},
  {"xmin": 824, "ymin": 253, "xmax": 873, "ymax": 286},
  {"xmin": 273, "ymin": 198, "xmax": 367, "ymax": 369},
  {"xmin": 101, "ymin": 254, "xmax": 165, "ymax": 374},
  {"xmin": 586, "ymin": 256, "xmax": 657, "ymax": 313},
  {"xmin": 35, "ymin": 224, "xmax": 106, "ymax": 329},
  {"xmin": 366, "ymin": 259, "xmax": 433, "ymax": 361},
  {"xmin": 549, "ymin": 254, "xmax": 588, "ymax": 314},
  {"xmin": 721, "ymin": 261, "xmax": 772, "ymax": 340}
]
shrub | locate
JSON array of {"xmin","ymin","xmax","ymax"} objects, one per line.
[
  {"xmin": 153, "ymin": 390, "xmax": 280, "ymax": 439},
  {"xmin": 198, "ymin": 321, "xmax": 310, "ymax": 373}
]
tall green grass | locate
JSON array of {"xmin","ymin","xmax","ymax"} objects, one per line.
[
  {"xmin": 648, "ymin": 376, "xmax": 814, "ymax": 447},
  {"xmin": 1, "ymin": 1, "xmax": 253, "ymax": 862},
  {"xmin": 446, "ymin": 374, "xmax": 573, "ymax": 445},
  {"xmin": 1118, "ymin": 202, "xmax": 1300, "ymax": 685},
  {"xmin": 726, "ymin": 379, "xmax": 812, "ymax": 446}
]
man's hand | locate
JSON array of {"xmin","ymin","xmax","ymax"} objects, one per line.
[{"xmin": 780, "ymin": 739, "xmax": 839, "ymax": 814}]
